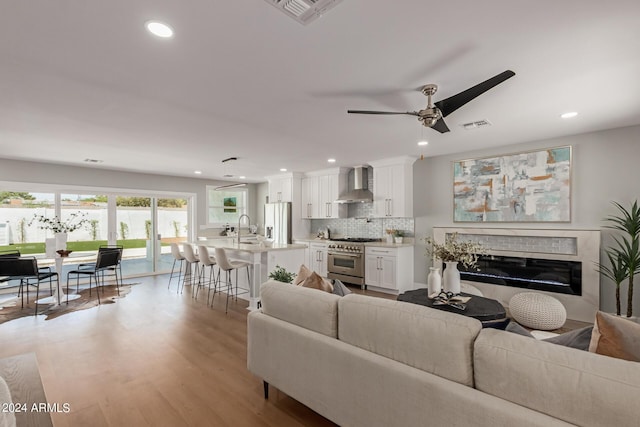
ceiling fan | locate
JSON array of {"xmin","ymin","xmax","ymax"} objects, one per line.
[{"xmin": 347, "ymin": 70, "xmax": 515, "ymax": 133}]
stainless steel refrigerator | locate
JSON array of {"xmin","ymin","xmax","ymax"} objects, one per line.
[{"xmin": 264, "ymin": 202, "xmax": 292, "ymax": 244}]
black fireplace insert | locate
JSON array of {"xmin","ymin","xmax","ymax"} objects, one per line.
[{"xmin": 456, "ymin": 254, "xmax": 582, "ymax": 296}]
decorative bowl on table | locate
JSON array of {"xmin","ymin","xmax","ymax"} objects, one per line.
[{"xmin": 56, "ymin": 250, "xmax": 73, "ymax": 257}]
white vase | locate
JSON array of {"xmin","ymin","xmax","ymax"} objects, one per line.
[
  {"xmin": 394, "ymin": 236, "xmax": 403, "ymax": 244},
  {"xmin": 55, "ymin": 232, "xmax": 68, "ymax": 251},
  {"xmin": 443, "ymin": 261, "xmax": 461, "ymax": 295},
  {"xmin": 386, "ymin": 234, "xmax": 393, "ymax": 244},
  {"xmin": 427, "ymin": 267, "xmax": 442, "ymax": 296},
  {"xmin": 45, "ymin": 238, "xmax": 56, "ymax": 257}
]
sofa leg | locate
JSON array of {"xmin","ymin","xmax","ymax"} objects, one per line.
[{"xmin": 263, "ymin": 381, "xmax": 269, "ymax": 399}]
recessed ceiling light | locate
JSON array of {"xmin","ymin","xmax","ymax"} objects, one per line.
[
  {"xmin": 239, "ymin": 176, "xmax": 246, "ymax": 179},
  {"xmin": 417, "ymin": 140, "xmax": 429, "ymax": 146},
  {"xmin": 327, "ymin": 158, "xmax": 336, "ymax": 163},
  {"xmin": 280, "ymin": 168, "xmax": 287, "ymax": 172},
  {"xmin": 560, "ymin": 112, "xmax": 578, "ymax": 119},
  {"xmin": 145, "ymin": 21, "xmax": 174, "ymax": 38},
  {"xmin": 194, "ymin": 170, "xmax": 202, "ymax": 175},
  {"xmin": 84, "ymin": 158, "xmax": 104, "ymax": 163}
]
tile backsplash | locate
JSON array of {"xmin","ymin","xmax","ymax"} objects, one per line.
[{"xmin": 310, "ymin": 205, "xmax": 414, "ymax": 239}]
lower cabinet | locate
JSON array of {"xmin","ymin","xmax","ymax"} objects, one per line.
[
  {"xmin": 309, "ymin": 242, "xmax": 328, "ymax": 277},
  {"xmin": 365, "ymin": 246, "xmax": 413, "ymax": 293}
]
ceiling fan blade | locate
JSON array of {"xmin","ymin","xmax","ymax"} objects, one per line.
[
  {"xmin": 434, "ymin": 70, "xmax": 515, "ymax": 117},
  {"xmin": 430, "ymin": 118, "xmax": 450, "ymax": 133},
  {"xmin": 347, "ymin": 110, "xmax": 420, "ymax": 116}
]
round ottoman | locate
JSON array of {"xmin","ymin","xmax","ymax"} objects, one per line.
[{"xmin": 509, "ymin": 292, "xmax": 567, "ymax": 330}]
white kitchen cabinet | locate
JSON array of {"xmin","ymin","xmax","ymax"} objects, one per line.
[
  {"xmin": 301, "ymin": 176, "xmax": 319, "ymax": 218},
  {"xmin": 369, "ymin": 157, "xmax": 415, "ymax": 218},
  {"xmin": 268, "ymin": 175, "xmax": 293, "ymax": 203},
  {"xmin": 292, "ymin": 240, "xmax": 310, "ymax": 271},
  {"xmin": 364, "ymin": 246, "xmax": 414, "ymax": 293},
  {"xmin": 309, "ymin": 241, "xmax": 328, "ymax": 277},
  {"xmin": 301, "ymin": 168, "xmax": 348, "ymax": 219}
]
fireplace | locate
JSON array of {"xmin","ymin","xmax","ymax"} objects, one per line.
[
  {"xmin": 432, "ymin": 227, "xmax": 600, "ymax": 322},
  {"xmin": 457, "ymin": 255, "xmax": 582, "ymax": 296}
]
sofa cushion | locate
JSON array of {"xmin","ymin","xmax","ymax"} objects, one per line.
[
  {"xmin": 589, "ymin": 311, "xmax": 640, "ymax": 361},
  {"xmin": 338, "ymin": 294, "xmax": 482, "ymax": 387},
  {"xmin": 259, "ymin": 280, "xmax": 340, "ymax": 338},
  {"xmin": 474, "ymin": 328, "xmax": 640, "ymax": 427}
]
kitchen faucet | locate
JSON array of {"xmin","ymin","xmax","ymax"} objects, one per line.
[{"xmin": 238, "ymin": 214, "xmax": 250, "ymax": 245}]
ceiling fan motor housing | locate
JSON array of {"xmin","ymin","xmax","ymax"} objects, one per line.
[{"xmin": 418, "ymin": 108, "xmax": 442, "ymax": 127}]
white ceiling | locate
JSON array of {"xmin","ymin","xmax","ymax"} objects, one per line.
[{"xmin": 1, "ymin": 0, "xmax": 639, "ymax": 183}]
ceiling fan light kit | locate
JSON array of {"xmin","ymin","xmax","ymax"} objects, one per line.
[{"xmin": 347, "ymin": 70, "xmax": 515, "ymax": 134}]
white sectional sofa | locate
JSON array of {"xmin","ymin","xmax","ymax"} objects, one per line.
[{"xmin": 247, "ymin": 280, "xmax": 640, "ymax": 427}]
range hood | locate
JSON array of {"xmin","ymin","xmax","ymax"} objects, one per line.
[{"xmin": 336, "ymin": 166, "xmax": 373, "ymax": 203}]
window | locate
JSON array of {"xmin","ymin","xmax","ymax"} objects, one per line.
[{"xmin": 207, "ymin": 187, "xmax": 247, "ymax": 226}]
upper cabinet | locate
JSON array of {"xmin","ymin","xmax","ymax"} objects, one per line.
[
  {"xmin": 267, "ymin": 174, "xmax": 296, "ymax": 203},
  {"xmin": 369, "ymin": 157, "xmax": 416, "ymax": 218},
  {"xmin": 301, "ymin": 168, "xmax": 348, "ymax": 219}
]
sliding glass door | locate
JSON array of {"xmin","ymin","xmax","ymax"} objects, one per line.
[{"xmin": 0, "ymin": 186, "xmax": 193, "ymax": 278}]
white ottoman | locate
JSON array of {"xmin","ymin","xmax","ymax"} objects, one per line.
[{"xmin": 509, "ymin": 292, "xmax": 567, "ymax": 330}]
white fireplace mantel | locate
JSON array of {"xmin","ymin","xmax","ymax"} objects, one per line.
[{"xmin": 432, "ymin": 227, "xmax": 600, "ymax": 323}]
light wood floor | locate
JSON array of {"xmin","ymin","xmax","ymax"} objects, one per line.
[{"xmin": 1, "ymin": 276, "xmax": 375, "ymax": 427}]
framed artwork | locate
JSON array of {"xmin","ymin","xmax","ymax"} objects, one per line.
[
  {"xmin": 453, "ymin": 146, "xmax": 571, "ymax": 222},
  {"xmin": 223, "ymin": 197, "xmax": 237, "ymax": 213}
]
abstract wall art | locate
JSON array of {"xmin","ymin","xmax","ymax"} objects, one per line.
[{"xmin": 453, "ymin": 146, "xmax": 571, "ymax": 222}]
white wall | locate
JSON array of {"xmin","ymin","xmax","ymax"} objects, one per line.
[
  {"xmin": 0, "ymin": 158, "xmax": 260, "ymax": 235},
  {"xmin": 413, "ymin": 124, "xmax": 640, "ymax": 315}
]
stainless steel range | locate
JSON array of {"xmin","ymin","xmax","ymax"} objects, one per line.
[{"xmin": 327, "ymin": 238, "xmax": 379, "ymax": 287}]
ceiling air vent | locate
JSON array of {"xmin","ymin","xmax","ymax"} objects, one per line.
[
  {"xmin": 461, "ymin": 119, "xmax": 493, "ymax": 130},
  {"xmin": 264, "ymin": 0, "xmax": 343, "ymax": 25}
]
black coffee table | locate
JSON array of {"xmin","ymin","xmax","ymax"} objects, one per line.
[{"xmin": 397, "ymin": 289, "xmax": 506, "ymax": 322}]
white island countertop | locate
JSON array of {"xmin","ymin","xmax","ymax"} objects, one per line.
[{"xmin": 194, "ymin": 239, "xmax": 307, "ymax": 253}]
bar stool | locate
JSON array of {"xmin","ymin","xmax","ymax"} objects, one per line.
[
  {"xmin": 213, "ymin": 248, "xmax": 251, "ymax": 313},
  {"xmin": 197, "ymin": 245, "xmax": 218, "ymax": 302},
  {"xmin": 168, "ymin": 243, "xmax": 185, "ymax": 293},
  {"xmin": 182, "ymin": 244, "xmax": 200, "ymax": 294}
]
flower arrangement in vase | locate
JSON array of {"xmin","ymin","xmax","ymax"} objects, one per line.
[
  {"xmin": 385, "ymin": 228, "xmax": 396, "ymax": 244},
  {"xmin": 29, "ymin": 211, "xmax": 89, "ymax": 233},
  {"xmin": 424, "ymin": 232, "xmax": 486, "ymax": 294}
]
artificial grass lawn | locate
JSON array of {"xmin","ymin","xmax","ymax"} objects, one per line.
[{"xmin": 1, "ymin": 239, "xmax": 169, "ymax": 254}]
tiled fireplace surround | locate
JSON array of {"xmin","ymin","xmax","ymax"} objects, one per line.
[{"xmin": 433, "ymin": 227, "xmax": 601, "ymax": 323}]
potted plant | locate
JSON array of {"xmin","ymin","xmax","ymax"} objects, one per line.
[
  {"xmin": 394, "ymin": 230, "xmax": 405, "ymax": 244},
  {"xmin": 598, "ymin": 200, "xmax": 640, "ymax": 318},
  {"xmin": 268, "ymin": 265, "xmax": 295, "ymax": 284}
]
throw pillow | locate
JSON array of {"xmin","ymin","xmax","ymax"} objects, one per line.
[
  {"xmin": 505, "ymin": 321, "xmax": 535, "ymax": 337},
  {"xmin": 331, "ymin": 279, "xmax": 352, "ymax": 297},
  {"xmin": 301, "ymin": 271, "xmax": 334, "ymax": 293},
  {"xmin": 543, "ymin": 325, "xmax": 592, "ymax": 351},
  {"xmin": 293, "ymin": 264, "xmax": 312, "ymax": 286},
  {"xmin": 588, "ymin": 311, "xmax": 640, "ymax": 361},
  {"xmin": 481, "ymin": 318, "xmax": 511, "ymax": 330}
]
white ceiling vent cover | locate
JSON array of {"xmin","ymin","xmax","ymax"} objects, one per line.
[
  {"xmin": 265, "ymin": 0, "xmax": 343, "ymax": 25},
  {"xmin": 461, "ymin": 119, "xmax": 493, "ymax": 130}
]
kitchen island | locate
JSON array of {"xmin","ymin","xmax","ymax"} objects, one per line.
[{"xmin": 195, "ymin": 239, "xmax": 306, "ymax": 310}]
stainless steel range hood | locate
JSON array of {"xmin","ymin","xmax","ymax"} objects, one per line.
[{"xmin": 335, "ymin": 166, "xmax": 373, "ymax": 204}]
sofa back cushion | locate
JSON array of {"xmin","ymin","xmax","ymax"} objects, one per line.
[
  {"xmin": 474, "ymin": 328, "xmax": 640, "ymax": 427},
  {"xmin": 338, "ymin": 294, "xmax": 482, "ymax": 387},
  {"xmin": 259, "ymin": 280, "xmax": 340, "ymax": 338}
]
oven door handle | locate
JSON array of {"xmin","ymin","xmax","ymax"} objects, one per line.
[{"xmin": 329, "ymin": 252, "xmax": 361, "ymax": 258}]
